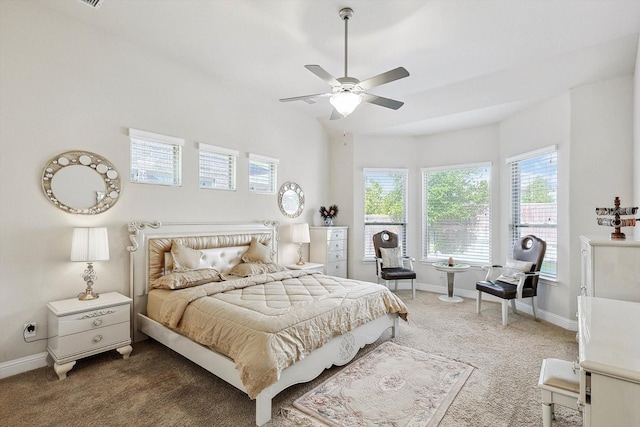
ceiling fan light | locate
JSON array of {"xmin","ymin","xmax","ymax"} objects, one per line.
[{"xmin": 330, "ymin": 91, "xmax": 362, "ymax": 117}]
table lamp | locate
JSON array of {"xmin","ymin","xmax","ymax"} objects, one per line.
[
  {"xmin": 291, "ymin": 223, "xmax": 310, "ymax": 265},
  {"xmin": 71, "ymin": 227, "xmax": 109, "ymax": 300}
]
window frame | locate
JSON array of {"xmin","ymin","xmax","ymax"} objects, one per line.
[
  {"xmin": 248, "ymin": 153, "xmax": 278, "ymax": 194},
  {"xmin": 198, "ymin": 143, "xmax": 238, "ymax": 191},
  {"xmin": 506, "ymin": 145, "xmax": 558, "ymax": 280},
  {"xmin": 421, "ymin": 162, "xmax": 492, "ymax": 265},
  {"xmin": 129, "ymin": 128, "xmax": 183, "ymax": 186},
  {"xmin": 363, "ymin": 168, "xmax": 409, "ymax": 260}
]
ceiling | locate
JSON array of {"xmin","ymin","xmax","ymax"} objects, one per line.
[{"xmin": 42, "ymin": 0, "xmax": 640, "ymax": 136}]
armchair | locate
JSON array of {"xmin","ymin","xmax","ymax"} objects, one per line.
[
  {"xmin": 372, "ymin": 230, "xmax": 416, "ymax": 299},
  {"xmin": 476, "ymin": 235, "xmax": 546, "ymax": 326}
]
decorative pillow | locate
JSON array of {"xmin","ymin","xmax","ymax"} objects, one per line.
[
  {"xmin": 380, "ymin": 247, "xmax": 403, "ymax": 268},
  {"xmin": 226, "ymin": 262, "xmax": 287, "ymax": 278},
  {"xmin": 149, "ymin": 268, "xmax": 222, "ymax": 290},
  {"xmin": 171, "ymin": 241, "xmax": 207, "ymax": 272},
  {"xmin": 241, "ymin": 237, "xmax": 273, "ymax": 264},
  {"xmin": 496, "ymin": 258, "xmax": 533, "ymax": 285}
]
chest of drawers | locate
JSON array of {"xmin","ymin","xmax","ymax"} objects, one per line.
[
  {"xmin": 310, "ymin": 226, "xmax": 348, "ymax": 278},
  {"xmin": 47, "ymin": 292, "xmax": 132, "ymax": 379}
]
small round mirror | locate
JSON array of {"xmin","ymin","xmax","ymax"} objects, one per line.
[
  {"xmin": 41, "ymin": 150, "xmax": 121, "ymax": 215},
  {"xmin": 278, "ymin": 181, "xmax": 304, "ymax": 218}
]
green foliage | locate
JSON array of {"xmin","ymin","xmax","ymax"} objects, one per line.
[
  {"xmin": 521, "ymin": 176, "xmax": 554, "ymax": 203},
  {"xmin": 365, "ymin": 173, "xmax": 405, "ymax": 221},
  {"xmin": 426, "ymin": 168, "xmax": 490, "ymax": 254}
]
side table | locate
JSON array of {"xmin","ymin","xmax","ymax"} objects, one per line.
[
  {"xmin": 432, "ymin": 262, "xmax": 470, "ymax": 303},
  {"xmin": 47, "ymin": 291, "xmax": 132, "ymax": 379},
  {"xmin": 286, "ymin": 262, "xmax": 325, "ymax": 273}
]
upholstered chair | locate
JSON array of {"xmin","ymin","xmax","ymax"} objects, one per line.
[{"xmin": 372, "ymin": 230, "xmax": 417, "ymax": 299}]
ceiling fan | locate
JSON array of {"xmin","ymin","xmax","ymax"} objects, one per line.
[{"xmin": 279, "ymin": 7, "xmax": 410, "ymax": 119}]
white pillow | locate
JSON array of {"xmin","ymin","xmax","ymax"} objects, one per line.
[
  {"xmin": 496, "ymin": 258, "xmax": 533, "ymax": 285},
  {"xmin": 380, "ymin": 247, "xmax": 403, "ymax": 268},
  {"xmin": 171, "ymin": 241, "xmax": 207, "ymax": 272}
]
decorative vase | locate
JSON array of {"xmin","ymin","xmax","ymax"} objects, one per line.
[{"xmin": 324, "ymin": 217, "xmax": 334, "ymax": 226}]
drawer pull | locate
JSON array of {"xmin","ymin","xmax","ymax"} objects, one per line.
[
  {"xmin": 81, "ymin": 309, "xmax": 115, "ymax": 319},
  {"xmin": 92, "ymin": 335, "xmax": 103, "ymax": 343},
  {"xmin": 92, "ymin": 319, "xmax": 103, "ymax": 327}
]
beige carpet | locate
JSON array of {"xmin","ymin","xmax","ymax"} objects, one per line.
[
  {"xmin": 0, "ymin": 291, "xmax": 582, "ymax": 427},
  {"xmin": 286, "ymin": 341, "xmax": 473, "ymax": 426}
]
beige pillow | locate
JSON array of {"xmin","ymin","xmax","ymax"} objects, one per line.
[
  {"xmin": 380, "ymin": 247, "xmax": 403, "ymax": 268},
  {"xmin": 496, "ymin": 258, "xmax": 533, "ymax": 285},
  {"xmin": 171, "ymin": 241, "xmax": 206, "ymax": 272},
  {"xmin": 226, "ymin": 262, "xmax": 287, "ymax": 278},
  {"xmin": 149, "ymin": 268, "xmax": 222, "ymax": 290},
  {"xmin": 241, "ymin": 237, "xmax": 273, "ymax": 264}
]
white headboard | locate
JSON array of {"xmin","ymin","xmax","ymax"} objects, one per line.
[{"xmin": 127, "ymin": 221, "xmax": 279, "ymax": 340}]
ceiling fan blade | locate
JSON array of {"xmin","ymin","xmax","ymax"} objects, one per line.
[
  {"xmin": 305, "ymin": 65, "xmax": 341, "ymax": 86},
  {"xmin": 359, "ymin": 67, "xmax": 409, "ymax": 90},
  {"xmin": 279, "ymin": 92, "xmax": 331, "ymax": 103},
  {"xmin": 362, "ymin": 93, "xmax": 404, "ymax": 110}
]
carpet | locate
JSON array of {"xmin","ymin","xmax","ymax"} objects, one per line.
[{"xmin": 283, "ymin": 341, "xmax": 473, "ymax": 427}]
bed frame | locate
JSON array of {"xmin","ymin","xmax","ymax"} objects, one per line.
[{"xmin": 127, "ymin": 221, "xmax": 399, "ymax": 426}]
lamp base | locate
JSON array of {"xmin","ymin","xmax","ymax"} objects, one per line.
[
  {"xmin": 78, "ymin": 288, "xmax": 99, "ymax": 300},
  {"xmin": 296, "ymin": 260, "xmax": 306, "ymax": 265}
]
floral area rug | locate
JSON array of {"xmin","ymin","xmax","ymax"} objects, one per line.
[{"xmin": 283, "ymin": 341, "xmax": 473, "ymax": 427}]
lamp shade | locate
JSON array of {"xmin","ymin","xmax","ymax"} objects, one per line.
[
  {"xmin": 70, "ymin": 227, "xmax": 110, "ymax": 262},
  {"xmin": 330, "ymin": 91, "xmax": 362, "ymax": 117},
  {"xmin": 291, "ymin": 223, "xmax": 310, "ymax": 244}
]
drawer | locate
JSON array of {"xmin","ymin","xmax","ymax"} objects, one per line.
[
  {"xmin": 57, "ymin": 303, "xmax": 129, "ymax": 336},
  {"xmin": 51, "ymin": 321, "xmax": 130, "ymax": 359},
  {"xmin": 327, "ymin": 239, "xmax": 345, "ymax": 252},
  {"xmin": 327, "ymin": 228, "xmax": 346, "ymax": 241},
  {"xmin": 328, "ymin": 249, "xmax": 346, "ymax": 262},
  {"xmin": 326, "ymin": 259, "xmax": 347, "ymax": 276}
]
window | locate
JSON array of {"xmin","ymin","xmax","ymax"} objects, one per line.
[
  {"xmin": 129, "ymin": 128, "xmax": 183, "ymax": 186},
  {"xmin": 422, "ymin": 163, "xmax": 491, "ymax": 265},
  {"xmin": 507, "ymin": 146, "xmax": 557, "ymax": 279},
  {"xmin": 248, "ymin": 153, "xmax": 278, "ymax": 194},
  {"xmin": 199, "ymin": 143, "xmax": 238, "ymax": 191},
  {"xmin": 363, "ymin": 169, "xmax": 408, "ymax": 259}
]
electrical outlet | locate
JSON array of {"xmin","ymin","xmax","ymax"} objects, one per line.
[{"xmin": 24, "ymin": 322, "xmax": 36, "ymax": 338}]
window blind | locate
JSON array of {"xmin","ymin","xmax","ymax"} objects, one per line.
[
  {"xmin": 509, "ymin": 148, "xmax": 557, "ymax": 279},
  {"xmin": 199, "ymin": 143, "xmax": 238, "ymax": 191},
  {"xmin": 249, "ymin": 153, "xmax": 278, "ymax": 194},
  {"xmin": 363, "ymin": 169, "xmax": 408, "ymax": 259},
  {"xmin": 129, "ymin": 129, "xmax": 183, "ymax": 186},
  {"xmin": 422, "ymin": 163, "xmax": 491, "ymax": 264}
]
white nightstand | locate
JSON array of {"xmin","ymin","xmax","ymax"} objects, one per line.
[
  {"xmin": 286, "ymin": 262, "xmax": 325, "ymax": 273},
  {"xmin": 47, "ymin": 291, "xmax": 132, "ymax": 380}
]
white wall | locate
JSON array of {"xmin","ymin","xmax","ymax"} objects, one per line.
[
  {"xmin": 0, "ymin": 2, "xmax": 328, "ymax": 364},
  {"xmin": 635, "ymin": 35, "xmax": 640, "ymax": 239}
]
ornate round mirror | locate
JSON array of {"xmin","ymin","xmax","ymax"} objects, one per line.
[
  {"xmin": 41, "ymin": 151, "xmax": 121, "ymax": 215},
  {"xmin": 278, "ymin": 181, "xmax": 304, "ymax": 218}
]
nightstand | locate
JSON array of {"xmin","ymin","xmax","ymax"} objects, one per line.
[
  {"xmin": 47, "ymin": 291, "xmax": 132, "ymax": 379},
  {"xmin": 286, "ymin": 262, "xmax": 325, "ymax": 273}
]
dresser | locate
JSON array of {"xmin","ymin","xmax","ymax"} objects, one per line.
[
  {"xmin": 580, "ymin": 236, "xmax": 640, "ymax": 302},
  {"xmin": 577, "ymin": 296, "xmax": 640, "ymax": 426},
  {"xmin": 310, "ymin": 226, "xmax": 348, "ymax": 278},
  {"xmin": 47, "ymin": 292, "xmax": 132, "ymax": 379}
]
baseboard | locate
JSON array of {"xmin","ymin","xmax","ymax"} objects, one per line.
[
  {"xmin": 0, "ymin": 352, "xmax": 48, "ymax": 379},
  {"xmin": 415, "ymin": 282, "xmax": 578, "ymax": 331}
]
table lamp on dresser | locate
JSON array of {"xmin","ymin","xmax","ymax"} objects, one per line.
[{"xmin": 70, "ymin": 227, "xmax": 109, "ymax": 300}]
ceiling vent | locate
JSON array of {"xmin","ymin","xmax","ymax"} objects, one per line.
[{"xmin": 78, "ymin": 0, "xmax": 104, "ymax": 9}]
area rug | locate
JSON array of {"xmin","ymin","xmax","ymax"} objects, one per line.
[{"xmin": 283, "ymin": 341, "xmax": 474, "ymax": 427}]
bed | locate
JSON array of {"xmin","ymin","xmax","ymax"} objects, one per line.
[{"xmin": 127, "ymin": 221, "xmax": 408, "ymax": 426}]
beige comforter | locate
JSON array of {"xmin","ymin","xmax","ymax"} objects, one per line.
[{"xmin": 153, "ymin": 270, "xmax": 409, "ymax": 398}]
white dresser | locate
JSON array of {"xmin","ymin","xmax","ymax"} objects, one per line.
[
  {"xmin": 310, "ymin": 226, "xmax": 348, "ymax": 278},
  {"xmin": 577, "ymin": 296, "xmax": 640, "ymax": 426},
  {"xmin": 580, "ymin": 235, "xmax": 640, "ymax": 302}
]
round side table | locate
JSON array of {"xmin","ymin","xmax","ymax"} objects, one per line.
[{"xmin": 432, "ymin": 262, "xmax": 470, "ymax": 303}]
